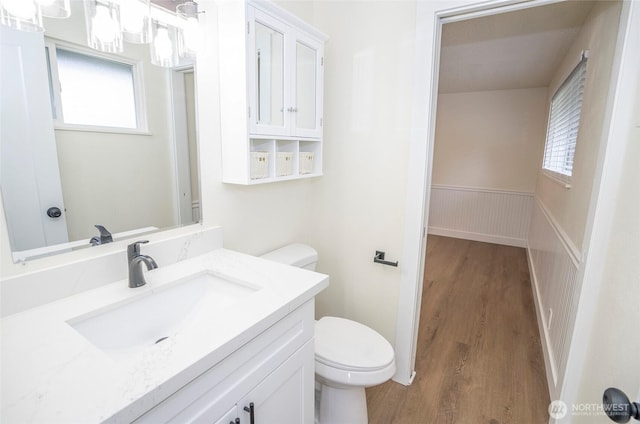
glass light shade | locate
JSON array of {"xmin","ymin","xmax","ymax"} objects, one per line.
[
  {"xmin": 0, "ymin": 0, "xmax": 44, "ymax": 32},
  {"xmin": 35, "ymin": 0, "xmax": 70, "ymax": 18},
  {"xmin": 84, "ymin": 0, "xmax": 123, "ymax": 53},
  {"xmin": 150, "ymin": 20, "xmax": 179, "ymax": 68},
  {"xmin": 120, "ymin": 0, "xmax": 150, "ymax": 44},
  {"xmin": 177, "ymin": 16, "xmax": 201, "ymax": 60},
  {"xmin": 176, "ymin": 2, "xmax": 201, "ymax": 60}
]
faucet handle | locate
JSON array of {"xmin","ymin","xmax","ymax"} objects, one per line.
[{"xmin": 127, "ymin": 240, "xmax": 149, "ymax": 259}]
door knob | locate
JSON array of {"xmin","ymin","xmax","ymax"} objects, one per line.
[
  {"xmin": 46, "ymin": 207, "xmax": 62, "ymax": 218},
  {"xmin": 603, "ymin": 387, "xmax": 640, "ymax": 422}
]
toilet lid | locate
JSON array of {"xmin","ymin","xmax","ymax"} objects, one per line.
[{"xmin": 315, "ymin": 317, "xmax": 395, "ymax": 371}]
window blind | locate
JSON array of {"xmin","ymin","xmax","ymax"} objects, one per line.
[{"xmin": 542, "ymin": 57, "xmax": 587, "ymax": 182}]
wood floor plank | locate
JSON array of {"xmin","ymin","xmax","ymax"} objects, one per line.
[{"xmin": 367, "ymin": 236, "xmax": 550, "ymax": 424}]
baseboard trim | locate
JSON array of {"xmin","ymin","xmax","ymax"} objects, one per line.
[{"xmin": 428, "ymin": 227, "xmax": 528, "ymax": 248}]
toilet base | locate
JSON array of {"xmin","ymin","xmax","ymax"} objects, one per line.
[{"xmin": 318, "ymin": 383, "xmax": 368, "ymax": 424}]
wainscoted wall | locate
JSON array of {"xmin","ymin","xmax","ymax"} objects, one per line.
[
  {"xmin": 427, "ymin": 185, "xmax": 534, "ymax": 248},
  {"xmin": 527, "ymin": 198, "xmax": 580, "ymax": 398}
]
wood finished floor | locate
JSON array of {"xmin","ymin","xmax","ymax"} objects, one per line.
[{"xmin": 367, "ymin": 236, "xmax": 550, "ymax": 424}]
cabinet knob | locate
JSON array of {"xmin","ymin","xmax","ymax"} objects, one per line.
[{"xmin": 229, "ymin": 419, "xmax": 240, "ymax": 424}]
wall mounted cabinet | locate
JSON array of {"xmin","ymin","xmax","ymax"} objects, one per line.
[{"xmin": 219, "ymin": 0, "xmax": 328, "ymax": 185}]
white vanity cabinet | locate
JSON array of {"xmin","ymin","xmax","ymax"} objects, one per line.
[
  {"xmin": 133, "ymin": 300, "xmax": 315, "ymax": 424},
  {"xmin": 218, "ymin": 0, "xmax": 328, "ymax": 185}
]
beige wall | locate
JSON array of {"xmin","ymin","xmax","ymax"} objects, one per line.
[
  {"xmin": 297, "ymin": 1, "xmax": 416, "ymax": 343},
  {"xmin": 535, "ymin": 1, "xmax": 622, "ymax": 253},
  {"xmin": 433, "ymin": 88, "xmax": 548, "ymax": 192}
]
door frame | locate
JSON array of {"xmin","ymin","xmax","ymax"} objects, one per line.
[
  {"xmin": 395, "ymin": 0, "xmax": 637, "ymax": 401},
  {"xmin": 171, "ymin": 66, "xmax": 196, "ymax": 225}
]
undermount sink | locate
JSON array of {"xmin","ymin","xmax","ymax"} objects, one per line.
[{"xmin": 68, "ymin": 271, "xmax": 258, "ymax": 359}]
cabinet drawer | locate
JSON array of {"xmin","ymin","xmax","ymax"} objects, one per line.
[{"xmin": 134, "ymin": 300, "xmax": 314, "ymax": 423}]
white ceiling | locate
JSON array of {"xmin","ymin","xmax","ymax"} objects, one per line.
[{"xmin": 438, "ymin": 1, "xmax": 596, "ymax": 93}]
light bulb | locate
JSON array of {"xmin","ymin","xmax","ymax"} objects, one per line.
[
  {"xmin": 121, "ymin": 1, "xmax": 145, "ymax": 33},
  {"xmin": 92, "ymin": 4, "xmax": 118, "ymax": 42},
  {"xmin": 154, "ymin": 27, "xmax": 173, "ymax": 59},
  {"xmin": 2, "ymin": 0, "xmax": 37, "ymax": 20},
  {"xmin": 183, "ymin": 17, "xmax": 200, "ymax": 52}
]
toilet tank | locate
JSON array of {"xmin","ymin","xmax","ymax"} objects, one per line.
[{"xmin": 260, "ymin": 243, "xmax": 318, "ymax": 271}]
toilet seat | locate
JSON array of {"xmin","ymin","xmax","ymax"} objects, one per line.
[
  {"xmin": 315, "ymin": 317, "xmax": 394, "ymax": 371},
  {"xmin": 314, "ymin": 317, "xmax": 396, "ymax": 388}
]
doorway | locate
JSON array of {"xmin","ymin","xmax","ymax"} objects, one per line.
[
  {"xmin": 396, "ymin": 0, "xmax": 635, "ymax": 416},
  {"xmin": 171, "ymin": 67, "xmax": 201, "ymax": 225}
]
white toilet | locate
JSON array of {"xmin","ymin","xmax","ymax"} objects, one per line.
[{"xmin": 261, "ymin": 244, "xmax": 396, "ymax": 424}]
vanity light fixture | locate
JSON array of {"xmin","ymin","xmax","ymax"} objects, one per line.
[
  {"xmin": 176, "ymin": 1, "xmax": 202, "ymax": 60},
  {"xmin": 84, "ymin": 0, "xmax": 123, "ymax": 53},
  {"xmin": 0, "ymin": 0, "xmax": 44, "ymax": 32},
  {"xmin": 36, "ymin": 0, "xmax": 71, "ymax": 19},
  {"xmin": 1, "ymin": 0, "xmax": 197, "ymax": 68},
  {"xmin": 150, "ymin": 19, "xmax": 180, "ymax": 67}
]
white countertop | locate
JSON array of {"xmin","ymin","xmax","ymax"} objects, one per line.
[{"xmin": 1, "ymin": 248, "xmax": 328, "ymax": 424}]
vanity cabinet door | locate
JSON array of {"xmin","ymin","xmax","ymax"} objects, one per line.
[
  {"xmin": 291, "ymin": 32, "xmax": 323, "ymax": 139},
  {"xmin": 239, "ymin": 340, "xmax": 315, "ymax": 424}
]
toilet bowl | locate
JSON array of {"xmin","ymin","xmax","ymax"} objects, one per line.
[{"xmin": 261, "ymin": 244, "xmax": 396, "ymax": 424}]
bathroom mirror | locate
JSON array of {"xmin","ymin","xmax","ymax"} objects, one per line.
[{"xmin": 0, "ymin": 3, "xmax": 201, "ymax": 262}]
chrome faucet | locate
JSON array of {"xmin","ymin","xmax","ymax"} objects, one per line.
[{"xmin": 127, "ymin": 240, "xmax": 158, "ymax": 288}]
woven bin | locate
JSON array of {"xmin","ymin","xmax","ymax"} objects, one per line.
[
  {"xmin": 276, "ymin": 152, "xmax": 293, "ymax": 176},
  {"xmin": 250, "ymin": 151, "xmax": 269, "ymax": 179},
  {"xmin": 299, "ymin": 152, "xmax": 315, "ymax": 174}
]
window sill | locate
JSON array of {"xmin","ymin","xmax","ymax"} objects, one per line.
[
  {"xmin": 542, "ymin": 169, "xmax": 572, "ymax": 189},
  {"xmin": 54, "ymin": 124, "xmax": 152, "ymax": 136}
]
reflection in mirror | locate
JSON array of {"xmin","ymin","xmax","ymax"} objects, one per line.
[
  {"xmin": 255, "ymin": 21, "xmax": 284, "ymax": 126},
  {"xmin": 296, "ymin": 41, "xmax": 316, "ymax": 130},
  {"xmin": 0, "ymin": 3, "xmax": 200, "ymax": 262}
]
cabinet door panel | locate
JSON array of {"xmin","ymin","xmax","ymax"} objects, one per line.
[
  {"xmin": 239, "ymin": 340, "xmax": 315, "ymax": 424},
  {"xmin": 255, "ymin": 21, "xmax": 284, "ymax": 127},
  {"xmin": 295, "ymin": 41, "xmax": 317, "ymax": 131},
  {"xmin": 292, "ymin": 32, "xmax": 323, "ymax": 138},
  {"xmin": 249, "ymin": 8, "xmax": 289, "ymax": 136}
]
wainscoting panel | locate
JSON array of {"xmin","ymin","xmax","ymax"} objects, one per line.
[
  {"xmin": 428, "ymin": 185, "xmax": 534, "ymax": 247},
  {"xmin": 527, "ymin": 198, "xmax": 580, "ymax": 398}
]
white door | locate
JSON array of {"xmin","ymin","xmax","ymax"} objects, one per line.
[{"xmin": 0, "ymin": 26, "xmax": 68, "ymax": 252}]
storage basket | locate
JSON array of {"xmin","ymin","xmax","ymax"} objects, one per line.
[
  {"xmin": 276, "ymin": 152, "xmax": 293, "ymax": 176},
  {"xmin": 250, "ymin": 151, "xmax": 269, "ymax": 179},
  {"xmin": 299, "ymin": 152, "xmax": 315, "ymax": 174}
]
